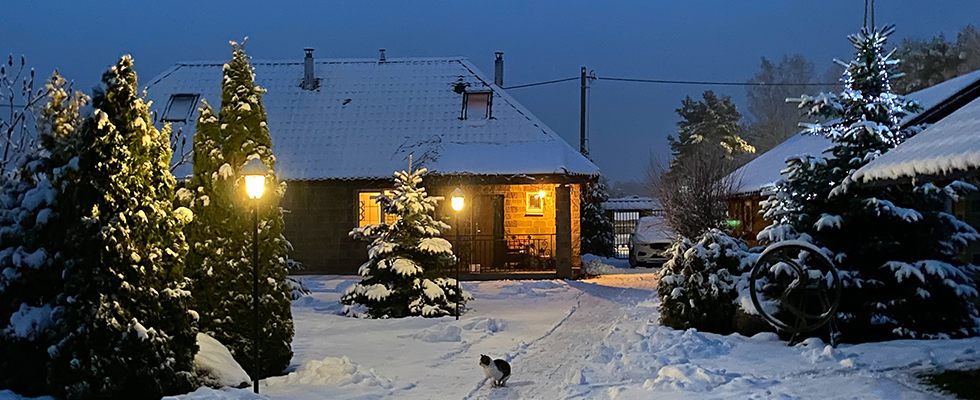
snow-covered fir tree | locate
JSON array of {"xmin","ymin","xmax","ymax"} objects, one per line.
[
  {"xmin": 760, "ymin": 25, "xmax": 980, "ymax": 342},
  {"xmin": 0, "ymin": 72, "xmax": 87, "ymax": 396},
  {"xmin": 580, "ymin": 176, "xmax": 615, "ymax": 258},
  {"xmin": 181, "ymin": 40, "xmax": 294, "ymax": 379},
  {"xmin": 341, "ymin": 167, "xmax": 472, "ymax": 318},
  {"xmin": 46, "ymin": 56, "xmax": 199, "ymax": 399}
]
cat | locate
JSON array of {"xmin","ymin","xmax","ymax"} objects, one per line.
[{"xmin": 479, "ymin": 354, "xmax": 511, "ymax": 388}]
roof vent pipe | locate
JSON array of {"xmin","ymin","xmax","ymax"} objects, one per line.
[
  {"xmin": 301, "ymin": 48, "xmax": 317, "ymax": 90},
  {"xmin": 379, "ymin": 48, "xmax": 386, "ymax": 63},
  {"xmin": 494, "ymin": 52, "xmax": 504, "ymax": 87}
]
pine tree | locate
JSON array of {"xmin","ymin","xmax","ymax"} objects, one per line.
[
  {"xmin": 341, "ymin": 167, "xmax": 472, "ymax": 318},
  {"xmin": 667, "ymin": 90, "xmax": 754, "ymax": 163},
  {"xmin": 760, "ymin": 26, "xmax": 980, "ymax": 342},
  {"xmin": 183, "ymin": 40, "xmax": 294, "ymax": 379},
  {"xmin": 178, "ymin": 100, "xmax": 227, "ymax": 334},
  {"xmin": 580, "ymin": 176, "xmax": 615, "ymax": 258},
  {"xmin": 46, "ymin": 56, "xmax": 198, "ymax": 399},
  {"xmin": 0, "ymin": 72, "xmax": 87, "ymax": 396}
]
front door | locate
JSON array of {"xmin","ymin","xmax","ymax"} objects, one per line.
[{"xmin": 470, "ymin": 194, "xmax": 505, "ymax": 272}]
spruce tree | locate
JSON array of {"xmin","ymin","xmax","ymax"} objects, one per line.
[
  {"xmin": 0, "ymin": 72, "xmax": 87, "ymax": 396},
  {"xmin": 183, "ymin": 40, "xmax": 294, "ymax": 379},
  {"xmin": 341, "ymin": 167, "xmax": 472, "ymax": 318},
  {"xmin": 580, "ymin": 176, "xmax": 615, "ymax": 258},
  {"xmin": 760, "ymin": 26, "xmax": 980, "ymax": 342},
  {"xmin": 46, "ymin": 56, "xmax": 198, "ymax": 399}
]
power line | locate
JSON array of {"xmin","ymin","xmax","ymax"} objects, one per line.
[
  {"xmin": 502, "ymin": 75, "xmax": 836, "ymax": 90},
  {"xmin": 597, "ymin": 76, "xmax": 836, "ymax": 86},
  {"xmin": 502, "ymin": 77, "xmax": 577, "ymax": 90}
]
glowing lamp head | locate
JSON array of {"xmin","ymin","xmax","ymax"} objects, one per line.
[
  {"xmin": 241, "ymin": 157, "xmax": 269, "ymax": 200},
  {"xmin": 451, "ymin": 187, "xmax": 465, "ymax": 211},
  {"xmin": 537, "ymin": 190, "xmax": 547, "ymax": 199}
]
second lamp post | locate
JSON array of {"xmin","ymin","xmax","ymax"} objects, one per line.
[
  {"xmin": 242, "ymin": 157, "xmax": 268, "ymax": 394},
  {"xmin": 450, "ymin": 188, "xmax": 464, "ymax": 320}
]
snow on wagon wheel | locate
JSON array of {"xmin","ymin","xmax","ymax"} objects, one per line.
[{"xmin": 749, "ymin": 240, "xmax": 841, "ymax": 346}]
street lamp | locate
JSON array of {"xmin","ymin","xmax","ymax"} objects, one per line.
[
  {"xmin": 242, "ymin": 157, "xmax": 267, "ymax": 394},
  {"xmin": 451, "ymin": 188, "xmax": 464, "ymax": 320}
]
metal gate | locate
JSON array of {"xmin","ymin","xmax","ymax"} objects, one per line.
[{"xmin": 613, "ymin": 211, "xmax": 639, "ymax": 259}]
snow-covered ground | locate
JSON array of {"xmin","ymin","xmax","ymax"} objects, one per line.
[{"xmin": 4, "ymin": 267, "xmax": 980, "ymax": 399}]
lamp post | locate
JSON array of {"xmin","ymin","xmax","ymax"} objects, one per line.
[
  {"xmin": 450, "ymin": 188, "xmax": 465, "ymax": 321},
  {"xmin": 242, "ymin": 157, "xmax": 268, "ymax": 394}
]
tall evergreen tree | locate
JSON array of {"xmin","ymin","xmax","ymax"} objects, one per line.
[
  {"xmin": 0, "ymin": 72, "xmax": 87, "ymax": 396},
  {"xmin": 183, "ymin": 40, "xmax": 294, "ymax": 379},
  {"xmin": 341, "ymin": 167, "xmax": 471, "ymax": 318},
  {"xmin": 580, "ymin": 176, "xmax": 615, "ymax": 258},
  {"xmin": 760, "ymin": 26, "xmax": 980, "ymax": 342},
  {"xmin": 47, "ymin": 56, "xmax": 198, "ymax": 399},
  {"xmin": 667, "ymin": 90, "xmax": 753, "ymax": 164}
]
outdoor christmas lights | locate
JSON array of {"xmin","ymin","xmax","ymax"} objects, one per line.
[{"xmin": 241, "ymin": 156, "xmax": 268, "ymax": 394}]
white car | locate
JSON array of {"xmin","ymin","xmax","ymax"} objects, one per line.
[{"xmin": 628, "ymin": 216, "xmax": 674, "ymax": 267}]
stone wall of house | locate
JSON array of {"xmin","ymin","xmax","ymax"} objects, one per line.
[{"xmin": 436, "ymin": 183, "xmax": 581, "ymax": 268}]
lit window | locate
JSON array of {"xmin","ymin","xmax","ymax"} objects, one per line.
[
  {"xmin": 462, "ymin": 91, "xmax": 491, "ymax": 120},
  {"xmin": 526, "ymin": 191, "xmax": 545, "ymax": 216},
  {"xmin": 358, "ymin": 190, "xmax": 398, "ymax": 227},
  {"xmin": 161, "ymin": 94, "xmax": 200, "ymax": 122}
]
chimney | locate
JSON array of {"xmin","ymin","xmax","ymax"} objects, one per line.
[
  {"xmin": 301, "ymin": 48, "xmax": 317, "ymax": 90},
  {"xmin": 379, "ymin": 48, "xmax": 386, "ymax": 63},
  {"xmin": 494, "ymin": 52, "xmax": 504, "ymax": 87}
]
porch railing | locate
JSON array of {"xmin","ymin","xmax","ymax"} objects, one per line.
[{"xmin": 448, "ymin": 234, "xmax": 556, "ymax": 274}]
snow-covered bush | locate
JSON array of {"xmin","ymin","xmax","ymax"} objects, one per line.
[
  {"xmin": 181, "ymin": 40, "xmax": 294, "ymax": 379},
  {"xmin": 288, "ymin": 277, "xmax": 312, "ymax": 300},
  {"xmin": 760, "ymin": 26, "xmax": 980, "ymax": 342},
  {"xmin": 581, "ymin": 177, "xmax": 615, "ymax": 258},
  {"xmin": 341, "ymin": 167, "xmax": 472, "ymax": 318},
  {"xmin": 658, "ymin": 229, "xmax": 758, "ymax": 334}
]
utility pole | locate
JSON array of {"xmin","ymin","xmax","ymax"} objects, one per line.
[{"xmin": 580, "ymin": 66, "xmax": 587, "ymax": 155}]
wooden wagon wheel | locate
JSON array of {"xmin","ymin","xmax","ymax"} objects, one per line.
[{"xmin": 749, "ymin": 240, "xmax": 841, "ymax": 344}]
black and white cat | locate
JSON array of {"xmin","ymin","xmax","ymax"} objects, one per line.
[{"xmin": 479, "ymin": 354, "xmax": 511, "ymax": 388}]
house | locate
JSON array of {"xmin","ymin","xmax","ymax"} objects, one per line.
[
  {"xmin": 724, "ymin": 70, "xmax": 980, "ymax": 245},
  {"xmin": 601, "ymin": 196, "xmax": 663, "ymax": 258},
  {"xmin": 145, "ymin": 50, "xmax": 599, "ymax": 278}
]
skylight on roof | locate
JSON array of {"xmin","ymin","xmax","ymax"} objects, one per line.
[
  {"xmin": 462, "ymin": 91, "xmax": 491, "ymax": 120},
  {"xmin": 161, "ymin": 94, "xmax": 199, "ymax": 122}
]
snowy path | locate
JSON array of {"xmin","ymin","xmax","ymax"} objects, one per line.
[
  {"xmin": 464, "ymin": 285, "xmax": 626, "ymax": 400},
  {"xmin": 8, "ymin": 268, "xmax": 978, "ymax": 400},
  {"xmin": 172, "ymin": 272, "xmax": 979, "ymax": 400}
]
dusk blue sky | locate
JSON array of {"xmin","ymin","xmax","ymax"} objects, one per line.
[{"xmin": 3, "ymin": 1, "xmax": 979, "ymax": 184}]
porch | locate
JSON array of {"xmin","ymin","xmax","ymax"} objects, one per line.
[
  {"xmin": 446, "ymin": 234, "xmax": 559, "ymax": 280},
  {"xmin": 434, "ymin": 181, "xmax": 583, "ymax": 279}
]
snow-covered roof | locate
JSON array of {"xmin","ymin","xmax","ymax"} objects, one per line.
[
  {"xmin": 728, "ymin": 133, "xmax": 833, "ymax": 196},
  {"xmin": 854, "ymin": 95, "xmax": 980, "ymax": 183},
  {"xmin": 145, "ymin": 57, "xmax": 598, "ymax": 180},
  {"xmin": 602, "ymin": 196, "xmax": 662, "ymax": 211},
  {"xmin": 901, "ymin": 69, "xmax": 980, "ymax": 125},
  {"xmin": 726, "ymin": 71, "xmax": 980, "ymax": 196}
]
